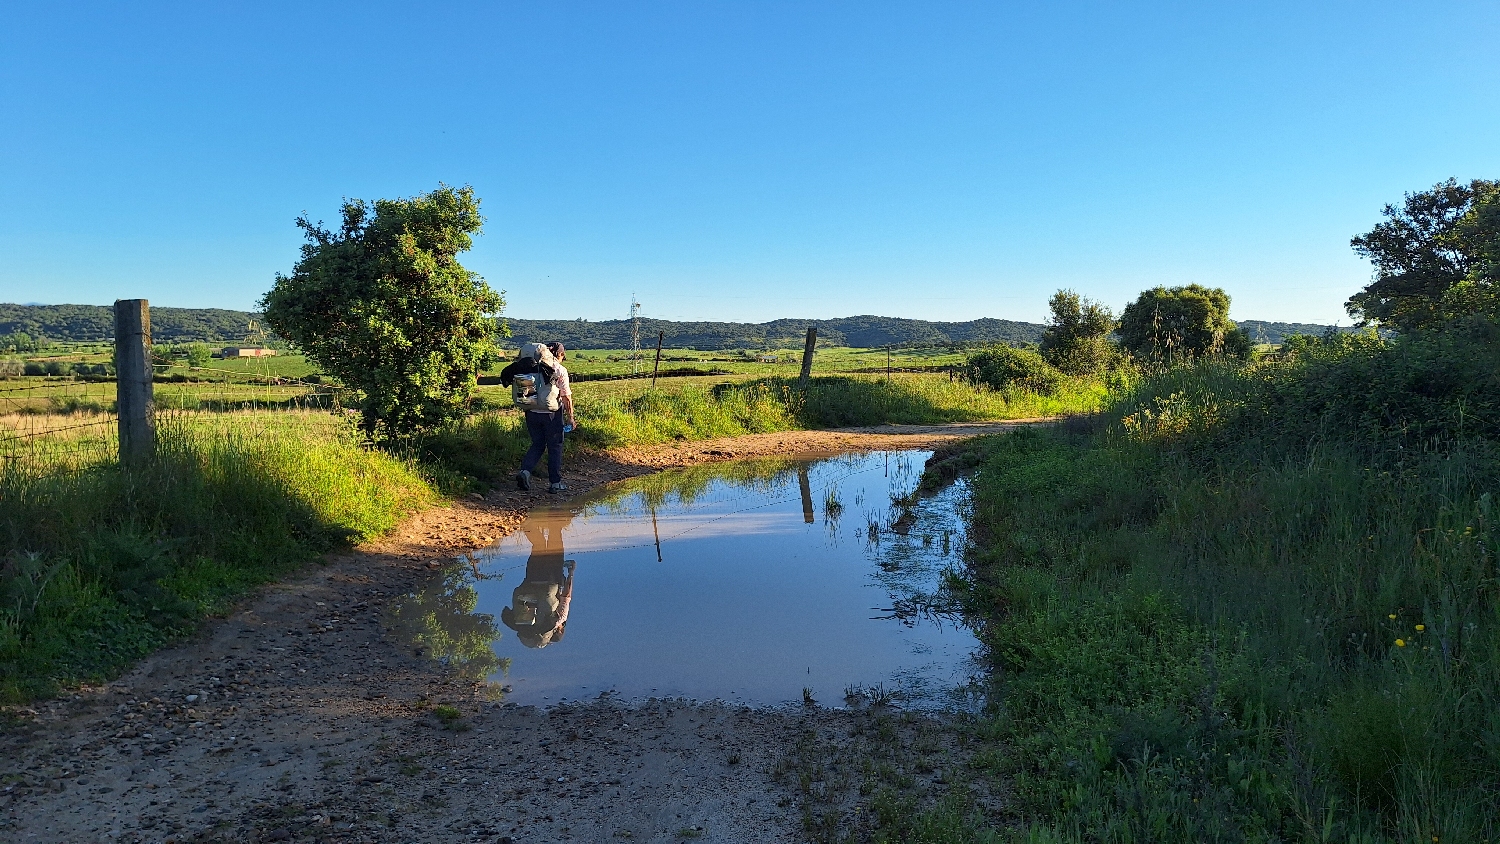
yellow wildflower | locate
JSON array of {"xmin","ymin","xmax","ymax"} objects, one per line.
[
  {"xmin": 1415, "ymin": 624, "xmax": 1425, "ymax": 632},
  {"xmin": 1388, "ymin": 614, "xmax": 1397, "ymax": 620},
  {"xmin": 1396, "ymin": 639, "xmax": 1407, "ymax": 647}
]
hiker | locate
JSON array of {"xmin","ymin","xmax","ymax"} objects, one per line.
[
  {"xmin": 500, "ymin": 511, "xmax": 575, "ymax": 648},
  {"xmin": 501, "ymin": 341, "xmax": 576, "ymax": 493}
]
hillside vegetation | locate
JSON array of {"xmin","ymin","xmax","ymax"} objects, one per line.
[
  {"xmin": 506, "ymin": 315, "xmax": 1047, "ymax": 349},
  {"xmin": 0, "ymin": 304, "xmax": 268, "ymax": 343},
  {"xmin": 2, "ymin": 303, "xmax": 1338, "ymax": 348}
]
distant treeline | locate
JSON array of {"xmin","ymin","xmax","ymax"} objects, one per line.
[
  {"xmin": 1236, "ymin": 320, "xmax": 1357, "ymax": 344},
  {"xmin": 2, "ymin": 303, "xmax": 1343, "ymax": 348},
  {"xmin": 0, "ymin": 303, "xmax": 266, "ymax": 342},
  {"xmin": 507, "ymin": 315, "xmax": 1049, "ymax": 349},
  {"xmin": 508, "ymin": 316, "xmax": 1347, "ymax": 349}
]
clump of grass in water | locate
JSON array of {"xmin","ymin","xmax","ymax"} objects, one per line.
[{"xmin": 822, "ymin": 486, "xmax": 844, "ymax": 520}]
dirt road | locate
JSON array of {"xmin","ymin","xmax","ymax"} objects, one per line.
[{"xmin": 1, "ymin": 423, "xmax": 1029, "ymax": 843}]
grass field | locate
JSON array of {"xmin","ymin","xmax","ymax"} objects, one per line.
[
  {"xmin": 496, "ymin": 345, "xmax": 970, "ymax": 379},
  {"xmin": 430, "ymin": 372, "xmax": 1107, "ymax": 488},
  {"xmin": 3, "ymin": 343, "xmax": 966, "ymax": 396},
  {"xmin": 2, "ymin": 344, "xmax": 1054, "ymax": 421}
]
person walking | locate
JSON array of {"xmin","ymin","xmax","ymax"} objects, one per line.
[{"xmin": 516, "ymin": 341, "xmax": 575, "ymax": 493}]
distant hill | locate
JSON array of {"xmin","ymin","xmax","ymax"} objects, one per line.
[
  {"xmin": 0, "ymin": 303, "xmax": 265, "ymax": 342},
  {"xmin": 505, "ymin": 315, "xmax": 1048, "ymax": 349},
  {"xmin": 1236, "ymin": 320, "xmax": 1357, "ymax": 345},
  {"xmin": 1, "ymin": 303, "xmax": 1352, "ymax": 348}
]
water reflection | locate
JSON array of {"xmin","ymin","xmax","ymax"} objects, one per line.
[
  {"xmin": 500, "ymin": 514, "xmax": 577, "ymax": 648},
  {"xmin": 393, "ymin": 450, "xmax": 982, "ymax": 709},
  {"xmin": 386, "ymin": 567, "xmax": 510, "ymax": 682}
]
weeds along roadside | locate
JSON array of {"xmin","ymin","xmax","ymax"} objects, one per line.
[
  {"xmin": 0, "ymin": 412, "xmax": 432, "ymax": 703},
  {"xmin": 425, "ymin": 372, "xmax": 1110, "ymax": 488},
  {"xmin": 926, "ymin": 329, "xmax": 1500, "ymax": 843}
]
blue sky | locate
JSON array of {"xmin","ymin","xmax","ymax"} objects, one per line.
[{"xmin": 2, "ymin": 2, "xmax": 1497, "ymax": 325}]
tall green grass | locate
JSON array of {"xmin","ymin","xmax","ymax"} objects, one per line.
[
  {"xmin": 939, "ymin": 329, "xmax": 1500, "ymax": 842},
  {"xmin": 425, "ymin": 373, "xmax": 1107, "ymax": 486},
  {"xmin": 0, "ymin": 412, "xmax": 431, "ymax": 702}
]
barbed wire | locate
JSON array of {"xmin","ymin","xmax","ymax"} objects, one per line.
[
  {"xmin": 0, "ymin": 418, "xmax": 114, "ymax": 445},
  {"xmin": 0, "ymin": 351, "xmax": 342, "ymax": 465},
  {"xmin": 0, "ymin": 382, "xmax": 89, "ymax": 394}
]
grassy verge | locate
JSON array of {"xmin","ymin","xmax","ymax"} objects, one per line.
[
  {"xmin": 0, "ymin": 411, "xmax": 432, "ymax": 702},
  {"xmin": 427, "ymin": 372, "xmax": 1108, "ymax": 487},
  {"xmin": 857, "ymin": 328, "xmax": 1500, "ymax": 842}
]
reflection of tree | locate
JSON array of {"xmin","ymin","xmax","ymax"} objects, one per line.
[
  {"xmin": 587, "ymin": 456, "xmax": 804, "ymax": 513},
  {"xmin": 388, "ymin": 568, "xmax": 510, "ymax": 682}
]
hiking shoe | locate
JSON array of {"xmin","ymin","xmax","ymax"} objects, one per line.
[
  {"xmin": 516, "ymin": 470, "xmax": 531, "ymax": 491},
  {"xmin": 549, "ymin": 482, "xmax": 568, "ymax": 494}
]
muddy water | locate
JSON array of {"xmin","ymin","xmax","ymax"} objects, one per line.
[{"xmin": 394, "ymin": 450, "xmax": 982, "ymax": 709}]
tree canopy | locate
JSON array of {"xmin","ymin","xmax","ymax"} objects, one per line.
[
  {"xmin": 1039, "ymin": 289, "xmax": 1116, "ymax": 375},
  {"xmin": 260, "ymin": 185, "xmax": 504, "ymax": 442},
  {"xmin": 1117, "ymin": 285, "xmax": 1250, "ymax": 363},
  {"xmin": 1347, "ymin": 178, "xmax": 1500, "ymax": 331}
]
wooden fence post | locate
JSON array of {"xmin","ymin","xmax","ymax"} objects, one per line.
[
  {"xmin": 114, "ymin": 299, "xmax": 155, "ymax": 465},
  {"xmin": 798, "ymin": 466, "xmax": 815, "ymax": 524},
  {"xmin": 651, "ymin": 331, "xmax": 665, "ymax": 386},
  {"xmin": 798, "ymin": 326, "xmax": 817, "ymax": 387}
]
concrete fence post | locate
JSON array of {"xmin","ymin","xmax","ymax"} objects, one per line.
[
  {"xmin": 114, "ymin": 299, "xmax": 155, "ymax": 465},
  {"xmin": 798, "ymin": 326, "xmax": 817, "ymax": 387}
]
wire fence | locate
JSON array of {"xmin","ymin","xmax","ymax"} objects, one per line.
[
  {"xmin": 0, "ymin": 353, "xmax": 347, "ymax": 471},
  {"xmin": 0, "ymin": 374, "xmax": 120, "ymax": 469}
]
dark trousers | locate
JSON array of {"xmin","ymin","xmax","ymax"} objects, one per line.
[{"xmin": 521, "ymin": 410, "xmax": 565, "ymax": 484}]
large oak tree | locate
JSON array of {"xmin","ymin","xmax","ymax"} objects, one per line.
[
  {"xmin": 1117, "ymin": 284, "xmax": 1249, "ymax": 363},
  {"xmin": 1347, "ymin": 178, "xmax": 1500, "ymax": 331}
]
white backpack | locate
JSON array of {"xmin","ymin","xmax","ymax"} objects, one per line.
[{"xmin": 511, "ymin": 343, "xmax": 561, "ymax": 412}]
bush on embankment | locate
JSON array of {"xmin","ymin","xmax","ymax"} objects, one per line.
[
  {"xmin": 0, "ymin": 414, "xmax": 431, "ymax": 702},
  {"xmin": 951, "ymin": 322, "xmax": 1500, "ymax": 842}
]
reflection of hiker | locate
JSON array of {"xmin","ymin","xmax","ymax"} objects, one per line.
[
  {"xmin": 501, "ymin": 341, "xmax": 575, "ymax": 494},
  {"xmin": 500, "ymin": 513, "xmax": 576, "ymax": 648}
]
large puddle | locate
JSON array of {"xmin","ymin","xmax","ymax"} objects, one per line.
[{"xmin": 388, "ymin": 450, "xmax": 983, "ymax": 709}]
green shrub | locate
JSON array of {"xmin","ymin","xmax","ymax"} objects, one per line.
[
  {"xmin": 962, "ymin": 346, "xmax": 1065, "ymax": 395},
  {"xmin": 185, "ymin": 343, "xmax": 213, "ymax": 368}
]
